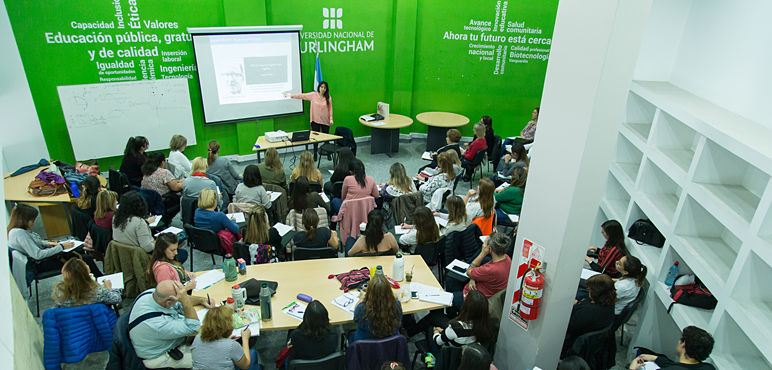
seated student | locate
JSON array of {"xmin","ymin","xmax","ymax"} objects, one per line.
[
  {"xmin": 130, "ymin": 280, "xmax": 213, "ymax": 369},
  {"xmin": 75, "ymin": 175, "xmax": 101, "ymax": 217},
  {"xmin": 502, "ymin": 108, "xmax": 540, "ymax": 150},
  {"xmin": 191, "ymin": 305, "xmax": 255, "ymax": 370},
  {"xmin": 432, "ymin": 290, "xmax": 495, "ymax": 349},
  {"xmin": 464, "ymin": 178, "xmax": 495, "ymax": 221},
  {"xmin": 234, "ymin": 164, "xmax": 271, "ymax": 210},
  {"xmin": 419, "ymin": 151, "xmax": 457, "ymax": 203},
  {"xmin": 341, "ymin": 159, "xmax": 379, "ymax": 201},
  {"xmin": 194, "ymin": 189, "xmax": 239, "ymax": 236},
  {"xmin": 495, "ymin": 166, "xmax": 527, "ymax": 218},
  {"xmin": 449, "ymin": 232, "xmax": 512, "ymax": 309},
  {"xmin": 347, "ymin": 210, "xmax": 399, "ymax": 256},
  {"xmin": 290, "ymin": 151, "xmax": 323, "ymax": 185},
  {"xmin": 182, "ymin": 157, "xmax": 222, "ymax": 210},
  {"xmin": 498, "ymin": 143, "xmax": 529, "ymax": 175},
  {"xmin": 614, "ymin": 256, "xmax": 647, "ymax": 315},
  {"xmin": 258, "ymin": 148, "xmax": 287, "ymax": 190},
  {"xmin": 463, "ymin": 116, "xmax": 495, "ymax": 160},
  {"xmin": 352, "ymin": 274, "xmax": 402, "ymax": 342},
  {"xmin": 242, "ymin": 205, "xmax": 281, "ymax": 262},
  {"xmin": 167, "ymin": 134, "xmax": 192, "ymax": 178},
  {"xmin": 149, "ymin": 233, "xmax": 194, "ymax": 286},
  {"xmin": 120, "ymin": 136, "xmax": 149, "ymax": 187},
  {"xmin": 563, "ymin": 274, "xmax": 616, "ymax": 353},
  {"xmin": 460, "ymin": 123, "xmax": 487, "ymax": 181},
  {"xmin": 287, "ymin": 300, "xmax": 339, "ymax": 363},
  {"xmin": 291, "ymin": 208, "xmax": 339, "ymax": 253},
  {"xmin": 629, "ymin": 326, "xmax": 715, "ymax": 370},
  {"xmin": 206, "ymin": 140, "xmax": 241, "ymax": 198},
  {"xmin": 52, "ymin": 257, "xmax": 121, "ymax": 308},
  {"xmin": 585, "ymin": 220, "xmax": 627, "ymax": 278},
  {"xmin": 380, "ymin": 163, "xmax": 417, "ymax": 201},
  {"xmin": 398, "ymin": 206, "xmax": 440, "ymax": 251},
  {"xmin": 422, "ymin": 128, "xmax": 462, "ymax": 171},
  {"xmin": 323, "ymin": 147, "xmax": 355, "ymax": 196},
  {"xmin": 112, "ymin": 191, "xmax": 155, "ymax": 253},
  {"xmin": 458, "ymin": 342, "xmax": 498, "ymax": 370},
  {"xmin": 94, "ymin": 190, "xmax": 118, "ymax": 229},
  {"xmin": 290, "ymin": 176, "xmax": 329, "ymax": 215},
  {"xmin": 141, "ymin": 152, "xmax": 183, "ymax": 197},
  {"xmin": 437, "ymin": 195, "xmax": 470, "ymax": 236}
]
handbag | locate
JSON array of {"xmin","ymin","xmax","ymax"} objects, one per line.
[
  {"xmin": 28, "ymin": 171, "xmax": 67, "ymax": 196},
  {"xmin": 627, "ymin": 219, "xmax": 665, "ymax": 248},
  {"xmin": 275, "ymin": 345, "xmax": 291, "ymax": 368}
]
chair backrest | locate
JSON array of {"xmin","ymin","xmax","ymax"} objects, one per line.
[
  {"xmin": 332, "ymin": 181, "xmax": 344, "ymax": 199},
  {"xmin": 288, "ymin": 182, "xmax": 324, "ymax": 196},
  {"xmin": 288, "ymin": 351, "xmax": 346, "ymax": 370},
  {"xmin": 206, "ymin": 172, "xmax": 230, "ymax": 206},
  {"xmin": 183, "ymin": 223, "xmax": 220, "ymax": 254},
  {"xmin": 232, "ymin": 241, "xmax": 251, "ymax": 265},
  {"xmin": 570, "ymin": 322, "xmax": 615, "ymax": 370},
  {"xmin": 471, "ymin": 146, "xmax": 488, "ymax": 166},
  {"xmin": 180, "ymin": 196, "xmax": 198, "ymax": 226},
  {"xmin": 346, "ymin": 334, "xmax": 409, "ymax": 370},
  {"xmin": 107, "ymin": 300, "xmax": 146, "ymax": 369},
  {"xmin": 88, "ymin": 220, "xmax": 113, "ymax": 254},
  {"xmin": 445, "ymin": 223, "xmax": 483, "ymax": 263},
  {"xmin": 392, "ymin": 191, "xmax": 423, "ymax": 225},
  {"xmin": 264, "ymin": 183, "xmax": 289, "ymax": 222},
  {"xmin": 415, "ymin": 236, "xmax": 445, "ymax": 267},
  {"xmin": 436, "ymin": 345, "xmax": 464, "ymax": 370},
  {"xmin": 613, "ymin": 281, "xmax": 649, "ymax": 331},
  {"xmin": 452, "ymin": 172, "xmax": 462, "ymax": 192},
  {"xmin": 490, "ymin": 136, "xmax": 503, "ymax": 168},
  {"xmin": 70, "ymin": 206, "xmax": 92, "ymax": 241},
  {"xmin": 294, "ymin": 247, "xmax": 337, "ymax": 261},
  {"xmin": 133, "ymin": 186, "xmax": 164, "ymax": 216},
  {"xmin": 488, "ymin": 288, "xmax": 507, "ymax": 330},
  {"xmin": 104, "ymin": 240, "xmax": 153, "ymax": 298}
]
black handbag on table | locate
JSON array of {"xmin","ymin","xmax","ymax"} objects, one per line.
[{"xmin": 627, "ymin": 219, "xmax": 665, "ymax": 248}]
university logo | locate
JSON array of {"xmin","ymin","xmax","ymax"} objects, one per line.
[{"xmin": 323, "ymin": 8, "xmax": 343, "ymax": 29}]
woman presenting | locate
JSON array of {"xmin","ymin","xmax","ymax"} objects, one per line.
[{"xmin": 287, "ymin": 81, "xmax": 333, "ymax": 133}]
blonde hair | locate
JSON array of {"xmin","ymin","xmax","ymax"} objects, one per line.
[
  {"xmin": 476, "ymin": 178, "xmax": 495, "ymax": 218},
  {"xmin": 95, "ymin": 190, "xmax": 118, "ymax": 219},
  {"xmin": 169, "ymin": 135, "xmax": 187, "ymax": 151},
  {"xmin": 244, "ymin": 205, "xmax": 269, "ymax": 244},
  {"xmin": 437, "ymin": 151, "xmax": 457, "ymax": 181},
  {"xmin": 445, "ymin": 149, "xmax": 462, "ymax": 167},
  {"xmin": 473, "ymin": 122, "xmax": 485, "ymax": 138},
  {"xmin": 198, "ymin": 188, "xmax": 217, "ymax": 209},
  {"xmin": 191, "ymin": 157, "xmax": 208, "ymax": 174},
  {"xmin": 52, "ymin": 258, "xmax": 99, "ymax": 305},
  {"xmin": 296, "ymin": 151, "xmax": 317, "ymax": 179},
  {"xmin": 446, "ymin": 195, "xmax": 467, "ymax": 226},
  {"xmin": 387, "ymin": 163, "xmax": 413, "ymax": 194},
  {"xmin": 264, "ymin": 148, "xmax": 283, "ymax": 171},
  {"xmin": 200, "ymin": 305, "xmax": 233, "ymax": 342}
]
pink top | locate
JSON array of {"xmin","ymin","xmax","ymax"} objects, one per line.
[
  {"xmin": 464, "ymin": 255, "xmax": 512, "ymax": 298},
  {"xmin": 291, "ymin": 92, "xmax": 333, "ymax": 125},
  {"xmin": 94, "ymin": 211, "xmax": 113, "ymax": 229},
  {"xmin": 152, "ymin": 261, "xmax": 193, "ymax": 284},
  {"xmin": 342, "ymin": 175, "xmax": 379, "ymax": 201}
]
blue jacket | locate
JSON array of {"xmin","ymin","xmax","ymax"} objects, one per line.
[{"xmin": 43, "ymin": 303, "xmax": 117, "ymax": 370}]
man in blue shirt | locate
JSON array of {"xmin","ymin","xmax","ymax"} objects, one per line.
[{"xmin": 129, "ymin": 280, "xmax": 213, "ymax": 368}]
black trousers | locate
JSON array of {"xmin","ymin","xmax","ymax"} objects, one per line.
[{"xmin": 310, "ymin": 121, "xmax": 330, "ymax": 133}]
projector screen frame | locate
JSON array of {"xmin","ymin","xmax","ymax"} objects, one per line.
[{"xmin": 188, "ymin": 25, "xmax": 306, "ymax": 125}]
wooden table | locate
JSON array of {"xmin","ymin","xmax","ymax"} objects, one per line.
[
  {"xmin": 192, "ymin": 255, "xmax": 445, "ymax": 331},
  {"xmin": 4, "ymin": 165, "xmax": 107, "ymax": 237},
  {"xmin": 359, "ymin": 113, "xmax": 413, "ymax": 157},
  {"xmin": 252, "ymin": 131, "xmax": 342, "ymax": 162},
  {"xmin": 416, "ymin": 112, "xmax": 470, "ymax": 152}
]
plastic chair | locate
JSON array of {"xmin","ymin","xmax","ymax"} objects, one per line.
[
  {"xmin": 613, "ymin": 281, "xmax": 648, "ymax": 345},
  {"xmin": 180, "ymin": 196, "xmax": 198, "ymax": 226},
  {"xmin": 570, "ymin": 322, "xmax": 615, "ymax": 370},
  {"xmin": 489, "ymin": 135, "xmax": 502, "ymax": 172},
  {"xmin": 183, "ymin": 223, "xmax": 224, "ymax": 271},
  {"xmin": 294, "ymin": 247, "xmax": 337, "ymax": 261},
  {"xmin": 318, "ymin": 126, "xmax": 357, "ymax": 167},
  {"xmin": 28, "ymin": 257, "xmax": 63, "ymax": 317},
  {"xmin": 346, "ymin": 334, "xmax": 409, "ymax": 370},
  {"xmin": 288, "ymin": 351, "xmax": 345, "ymax": 370}
]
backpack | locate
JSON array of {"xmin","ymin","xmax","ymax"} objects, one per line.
[
  {"xmin": 668, "ymin": 275, "xmax": 717, "ymax": 312},
  {"xmin": 627, "ymin": 219, "xmax": 665, "ymax": 248},
  {"xmin": 216, "ymin": 229, "xmax": 242, "ymax": 255},
  {"xmin": 253, "ymin": 243, "xmax": 278, "ymax": 264}
]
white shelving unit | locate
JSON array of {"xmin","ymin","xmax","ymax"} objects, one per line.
[{"xmin": 593, "ymin": 80, "xmax": 772, "ymax": 368}]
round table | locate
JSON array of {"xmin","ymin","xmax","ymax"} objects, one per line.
[
  {"xmin": 416, "ymin": 112, "xmax": 470, "ymax": 151},
  {"xmin": 359, "ymin": 113, "xmax": 413, "ymax": 157}
]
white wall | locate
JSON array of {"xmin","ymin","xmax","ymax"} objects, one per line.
[
  {"xmin": 0, "ymin": 0, "xmax": 49, "ymax": 172},
  {"xmin": 0, "ymin": 152, "xmax": 13, "ymax": 364},
  {"xmin": 633, "ymin": 0, "xmax": 691, "ymax": 81}
]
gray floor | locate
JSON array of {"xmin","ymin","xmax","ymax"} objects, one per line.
[{"xmin": 24, "ymin": 138, "xmax": 635, "ymax": 369}]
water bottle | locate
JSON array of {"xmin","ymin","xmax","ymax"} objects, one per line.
[
  {"xmin": 70, "ymin": 182, "xmax": 80, "ymax": 198},
  {"xmin": 222, "ymin": 254, "xmax": 238, "ymax": 282},
  {"xmin": 260, "ymin": 282, "xmax": 272, "ymax": 320},
  {"xmin": 374, "ymin": 265, "xmax": 384, "ymax": 277},
  {"xmin": 392, "ymin": 253, "xmax": 405, "ymax": 281},
  {"xmin": 664, "ymin": 261, "xmax": 679, "ymax": 286}
]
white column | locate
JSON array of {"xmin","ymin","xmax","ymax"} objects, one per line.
[{"xmin": 493, "ymin": 1, "xmax": 652, "ymax": 369}]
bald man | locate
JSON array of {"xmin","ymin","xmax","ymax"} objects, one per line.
[{"xmin": 129, "ymin": 280, "xmax": 213, "ymax": 368}]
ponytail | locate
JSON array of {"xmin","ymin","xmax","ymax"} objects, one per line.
[
  {"xmin": 624, "ymin": 256, "xmax": 647, "ymax": 287},
  {"xmin": 207, "ymin": 140, "xmax": 220, "ymax": 165},
  {"xmin": 637, "ymin": 265, "xmax": 648, "ymax": 287}
]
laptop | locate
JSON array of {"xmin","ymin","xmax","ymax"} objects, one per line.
[{"xmin": 290, "ymin": 130, "xmax": 311, "ymax": 142}]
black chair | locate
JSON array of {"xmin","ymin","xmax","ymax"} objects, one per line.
[
  {"xmin": 289, "ymin": 181, "xmax": 323, "ymax": 195},
  {"xmin": 294, "ymin": 247, "xmax": 337, "ymax": 261},
  {"xmin": 88, "ymin": 220, "xmax": 112, "ymax": 256},
  {"xmin": 452, "ymin": 172, "xmax": 462, "ymax": 193},
  {"xmin": 445, "ymin": 223, "xmax": 483, "ymax": 265},
  {"xmin": 439, "ymin": 189, "xmax": 452, "ymax": 211},
  {"xmin": 180, "ymin": 197, "xmax": 198, "ymax": 226},
  {"xmin": 463, "ymin": 147, "xmax": 488, "ymax": 186},
  {"xmin": 232, "ymin": 241, "xmax": 251, "ymax": 265},
  {"xmin": 28, "ymin": 257, "xmax": 63, "ymax": 317},
  {"xmin": 613, "ymin": 281, "xmax": 649, "ymax": 345},
  {"xmin": 332, "ymin": 181, "xmax": 344, "ymax": 199},
  {"xmin": 570, "ymin": 322, "xmax": 616, "ymax": 370},
  {"xmin": 415, "ymin": 236, "xmax": 446, "ymax": 286},
  {"xmin": 70, "ymin": 206, "xmax": 92, "ymax": 241},
  {"xmin": 183, "ymin": 223, "xmax": 224, "ymax": 271},
  {"xmin": 288, "ymin": 351, "xmax": 346, "ymax": 370},
  {"xmin": 108, "ymin": 167, "xmax": 130, "ymax": 197},
  {"xmin": 489, "ymin": 135, "xmax": 503, "ymax": 172},
  {"xmin": 318, "ymin": 126, "xmax": 357, "ymax": 167}
]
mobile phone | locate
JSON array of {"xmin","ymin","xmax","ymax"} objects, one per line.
[
  {"xmin": 411, "ymin": 291, "xmax": 418, "ymax": 299},
  {"xmin": 452, "ymin": 265, "xmax": 467, "ymax": 274}
]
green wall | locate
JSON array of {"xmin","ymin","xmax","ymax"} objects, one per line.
[{"xmin": 5, "ymin": 0, "xmax": 557, "ymax": 168}]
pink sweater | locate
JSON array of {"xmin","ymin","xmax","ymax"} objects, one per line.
[
  {"xmin": 342, "ymin": 175, "xmax": 379, "ymax": 201},
  {"xmin": 152, "ymin": 261, "xmax": 193, "ymax": 284},
  {"xmin": 291, "ymin": 92, "xmax": 333, "ymax": 125}
]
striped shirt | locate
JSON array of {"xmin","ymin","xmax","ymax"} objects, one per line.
[{"xmin": 433, "ymin": 321, "xmax": 477, "ymax": 347}]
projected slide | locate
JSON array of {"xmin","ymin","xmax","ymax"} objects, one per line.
[{"xmin": 190, "ymin": 26, "xmax": 304, "ymax": 124}]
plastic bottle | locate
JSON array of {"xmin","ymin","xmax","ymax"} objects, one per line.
[
  {"xmin": 70, "ymin": 182, "xmax": 80, "ymax": 198},
  {"xmin": 664, "ymin": 261, "xmax": 679, "ymax": 286},
  {"xmin": 223, "ymin": 254, "xmax": 238, "ymax": 282},
  {"xmin": 260, "ymin": 282, "xmax": 272, "ymax": 321},
  {"xmin": 392, "ymin": 253, "xmax": 405, "ymax": 281},
  {"xmin": 374, "ymin": 265, "xmax": 384, "ymax": 277},
  {"xmin": 227, "ymin": 297, "xmax": 236, "ymax": 313}
]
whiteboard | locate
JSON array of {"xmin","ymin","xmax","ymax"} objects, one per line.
[{"xmin": 57, "ymin": 78, "xmax": 196, "ymax": 160}]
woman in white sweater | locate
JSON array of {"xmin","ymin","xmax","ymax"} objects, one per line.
[
  {"xmin": 167, "ymin": 134, "xmax": 192, "ymax": 178},
  {"xmin": 613, "ymin": 256, "xmax": 647, "ymax": 315}
]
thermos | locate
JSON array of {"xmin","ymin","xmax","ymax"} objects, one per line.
[
  {"xmin": 232, "ymin": 284, "xmax": 246, "ymax": 311},
  {"xmin": 260, "ymin": 282, "xmax": 272, "ymax": 320},
  {"xmin": 392, "ymin": 253, "xmax": 405, "ymax": 281},
  {"xmin": 223, "ymin": 254, "xmax": 238, "ymax": 282}
]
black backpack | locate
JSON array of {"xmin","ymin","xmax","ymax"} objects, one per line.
[
  {"xmin": 668, "ymin": 276, "xmax": 717, "ymax": 312},
  {"xmin": 627, "ymin": 219, "xmax": 665, "ymax": 248}
]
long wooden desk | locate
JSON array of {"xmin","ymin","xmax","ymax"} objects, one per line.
[
  {"xmin": 359, "ymin": 113, "xmax": 413, "ymax": 157},
  {"xmin": 192, "ymin": 255, "xmax": 445, "ymax": 331},
  {"xmin": 252, "ymin": 131, "xmax": 342, "ymax": 162},
  {"xmin": 416, "ymin": 112, "xmax": 470, "ymax": 152}
]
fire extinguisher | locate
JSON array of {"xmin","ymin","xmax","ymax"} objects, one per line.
[{"xmin": 519, "ymin": 264, "xmax": 545, "ymax": 320}]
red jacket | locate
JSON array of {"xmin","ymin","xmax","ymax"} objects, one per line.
[{"xmin": 464, "ymin": 138, "xmax": 487, "ymax": 161}]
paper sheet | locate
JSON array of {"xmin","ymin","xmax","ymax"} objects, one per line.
[
  {"xmin": 410, "ymin": 282, "xmax": 453, "ymax": 306},
  {"xmin": 196, "ymin": 307, "xmax": 260, "ymax": 337},
  {"xmin": 496, "ymin": 182, "xmax": 510, "ymax": 192},
  {"xmin": 508, "ymin": 214, "xmax": 520, "ymax": 223},
  {"xmin": 193, "ymin": 270, "xmax": 225, "ymax": 291},
  {"xmin": 227, "ymin": 212, "xmax": 246, "ymax": 223},
  {"xmin": 62, "ymin": 240, "xmax": 85, "ymax": 252},
  {"xmin": 581, "ymin": 268, "xmax": 601, "ymax": 280},
  {"xmin": 282, "ymin": 301, "xmax": 306, "ymax": 320},
  {"xmin": 273, "ymin": 222, "xmax": 293, "ymax": 236},
  {"xmin": 148, "ymin": 216, "xmax": 162, "ymax": 227},
  {"xmin": 394, "ymin": 225, "xmax": 410, "ymax": 235},
  {"xmin": 319, "ymin": 192, "xmax": 330, "ymax": 203},
  {"xmin": 434, "ymin": 216, "xmax": 448, "ymax": 227},
  {"xmin": 480, "ymin": 235, "xmax": 489, "ymax": 244},
  {"xmin": 328, "ymin": 169, "xmax": 335, "ymax": 174},
  {"xmin": 267, "ymin": 191, "xmax": 282, "ymax": 202},
  {"xmin": 422, "ymin": 151, "xmax": 432, "ymax": 161},
  {"xmin": 370, "ymin": 121, "xmax": 387, "ymax": 126},
  {"xmin": 154, "ymin": 226, "xmax": 183, "ymax": 237},
  {"xmin": 97, "ymin": 272, "xmax": 124, "ymax": 290},
  {"xmin": 331, "ymin": 291, "xmax": 360, "ymax": 314}
]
